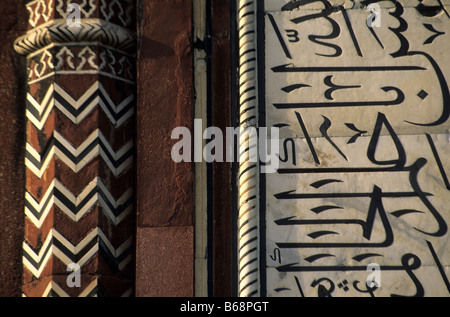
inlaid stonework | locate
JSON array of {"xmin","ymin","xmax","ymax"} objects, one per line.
[{"xmin": 15, "ymin": 0, "xmax": 135, "ymax": 297}]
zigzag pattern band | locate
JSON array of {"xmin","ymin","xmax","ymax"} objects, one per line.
[
  {"xmin": 23, "ymin": 228, "xmax": 132, "ymax": 278},
  {"xmin": 26, "ymin": 82, "xmax": 134, "ymax": 129},
  {"xmin": 22, "ymin": 83, "xmax": 134, "ymax": 295},
  {"xmin": 23, "ymin": 280, "xmax": 133, "ymax": 298},
  {"xmin": 40, "ymin": 280, "xmax": 100, "ymax": 297},
  {"xmin": 237, "ymin": 0, "xmax": 260, "ymax": 298},
  {"xmin": 25, "ymin": 129, "xmax": 133, "ymax": 178},
  {"xmin": 25, "ymin": 177, "xmax": 133, "ymax": 228},
  {"xmin": 16, "ymin": 0, "xmax": 136, "ymax": 297}
]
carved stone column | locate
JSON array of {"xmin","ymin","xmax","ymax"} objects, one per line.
[
  {"xmin": 237, "ymin": 0, "xmax": 260, "ymax": 297},
  {"xmin": 14, "ymin": 0, "xmax": 136, "ymax": 297}
]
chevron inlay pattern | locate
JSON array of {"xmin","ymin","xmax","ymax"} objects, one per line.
[
  {"xmin": 26, "ymin": 82, "xmax": 135, "ymax": 129},
  {"xmin": 23, "ymin": 280, "xmax": 133, "ymax": 297},
  {"xmin": 15, "ymin": 0, "xmax": 136, "ymax": 297},
  {"xmin": 23, "ymin": 228, "xmax": 133, "ymax": 278},
  {"xmin": 25, "ymin": 129, "xmax": 133, "ymax": 178},
  {"xmin": 25, "ymin": 178, "xmax": 133, "ymax": 228}
]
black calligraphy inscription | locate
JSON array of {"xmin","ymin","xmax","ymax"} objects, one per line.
[
  {"xmin": 268, "ymin": 13, "xmax": 292, "ymax": 59},
  {"xmin": 265, "ymin": 0, "xmax": 450, "ymax": 297}
]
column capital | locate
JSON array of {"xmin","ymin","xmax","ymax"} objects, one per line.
[{"xmin": 14, "ymin": 18, "xmax": 136, "ymax": 56}]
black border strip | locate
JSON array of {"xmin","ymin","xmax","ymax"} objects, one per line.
[
  {"xmin": 256, "ymin": 0, "xmax": 267, "ymax": 298},
  {"xmin": 230, "ymin": 0, "xmax": 239, "ymax": 298}
]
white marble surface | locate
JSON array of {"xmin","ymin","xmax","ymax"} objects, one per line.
[
  {"xmin": 265, "ymin": 7, "xmax": 450, "ymax": 137},
  {"xmin": 263, "ymin": 0, "xmax": 450, "ymax": 297}
]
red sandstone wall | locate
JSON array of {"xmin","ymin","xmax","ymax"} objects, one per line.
[
  {"xmin": 135, "ymin": 0, "xmax": 195, "ymax": 297},
  {"xmin": 0, "ymin": 0, "xmax": 28, "ymax": 297}
]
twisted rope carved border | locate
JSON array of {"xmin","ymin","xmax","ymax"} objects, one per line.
[{"xmin": 237, "ymin": 0, "xmax": 260, "ymax": 298}]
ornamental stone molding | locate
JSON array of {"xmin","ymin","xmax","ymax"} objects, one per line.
[
  {"xmin": 14, "ymin": 19, "xmax": 136, "ymax": 56},
  {"xmin": 15, "ymin": 0, "xmax": 136, "ymax": 297}
]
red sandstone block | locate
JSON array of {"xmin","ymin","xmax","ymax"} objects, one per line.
[{"xmin": 136, "ymin": 226, "xmax": 194, "ymax": 297}]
